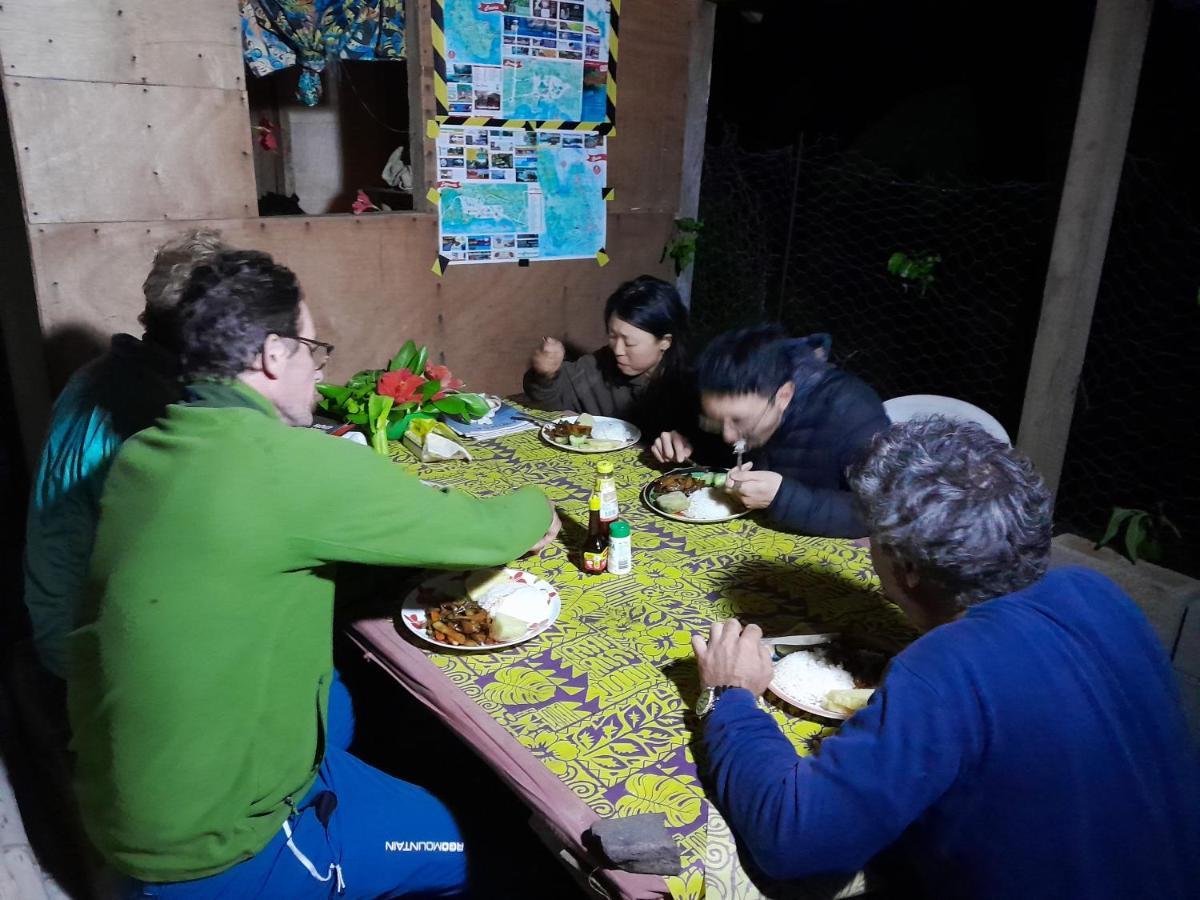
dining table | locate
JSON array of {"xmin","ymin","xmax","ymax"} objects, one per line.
[{"xmin": 343, "ymin": 416, "xmax": 915, "ymax": 900}]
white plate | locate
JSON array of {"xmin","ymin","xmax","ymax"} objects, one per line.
[
  {"xmin": 399, "ymin": 568, "xmax": 560, "ymax": 650},
  {"xmin": 767, "ymin": 679, "xmax": 850, "ymax": 721},
  {"xmin": 642, "ymin": 467, "xmax": 749, "ymax": 524},
  {"xmin": 539, "ymin": 415, "xmax": 641, "ymax": 453}
]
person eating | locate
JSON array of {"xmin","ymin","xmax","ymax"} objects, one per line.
[
  {"xmin": 68, "ymin": 250, "xmax": 560, "ymax": 899},
  {"xmin": 692, "ymin": 418, "xmax": 1199, "ymax": 898},
  {"xmin": 652, "ymin": 324, "xmax": 889, "ymax": 538},
  {"xmin": 523, "ymin": 275, "xmax": 699, "ymax": 437}
]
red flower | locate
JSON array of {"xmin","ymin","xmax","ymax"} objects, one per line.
[
  {"xmin": 425, "ymin": 363, "xmax": 465, "ymax": 390},
  {"xmin": 352, "ymin": 189, "xmax": 379, "ymax": 215},
  {"xmin": 377, "ymin": 369, "xmax": 426, "ymax": 404}
]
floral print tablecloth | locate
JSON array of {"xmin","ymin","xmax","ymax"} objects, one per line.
[{"xmin": 385, "ymin": 427, "xmax": 912, "ymax": 898}]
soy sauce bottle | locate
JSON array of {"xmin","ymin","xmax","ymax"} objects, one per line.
[{"xmin": 582, "ymin": 494, "xmax": 609, "ymax": 574}]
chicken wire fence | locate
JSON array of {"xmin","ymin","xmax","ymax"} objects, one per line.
[
  {"xmin": 689, "ymin": 137, "xmax": 1200, "ymax": 573},
  {"xmin": 1054, "ymin": 155, "xmax": 1200, "ymax": 568}
]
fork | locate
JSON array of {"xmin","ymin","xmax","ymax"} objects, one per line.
[{"xmin": 760, "ymin": 632, "xmax": 841, "ymax": 648}]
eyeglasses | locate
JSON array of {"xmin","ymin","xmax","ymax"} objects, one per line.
[
  {"xmin": 277, "ymin": 335, "xmax": 335, "ymax": 370},
  {"xmin": 698, "ymin": 398, "xmax": 775, "ymax": 439}
]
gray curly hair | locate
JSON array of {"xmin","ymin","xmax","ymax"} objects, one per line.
[
  {"xmin": 140, "ymin": 229, "xmax": 231, "ymax": 348},
  {"xmin": 849, "ymin": 416, "xmax": 1053, "ymax": 609}
]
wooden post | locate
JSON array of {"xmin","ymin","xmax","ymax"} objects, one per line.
[
  {"xmin": 675, "ymin": 0, "xmax": 716, "ymax": 307},
  {"xmin": 1016, "ymin": 0, "xmax": 1154, "ymax": 493}
]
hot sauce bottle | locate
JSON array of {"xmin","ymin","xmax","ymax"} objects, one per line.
[{"xmin": 582, "ymin": 494, "xmax": 609, "ymax": 574}]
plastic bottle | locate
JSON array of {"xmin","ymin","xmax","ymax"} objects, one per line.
[
  {"xmin": 608, "ymin": 520, "xmax": 633, "ymax": 575},
  {"xmin": 595, "ymin": 460, "xmax": 619, "ymax": 536},
  {"xmin": 582, "ymin": 494, "xmax": 609, "ymax": 574}
]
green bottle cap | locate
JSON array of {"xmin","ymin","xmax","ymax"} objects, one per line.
[
  {"xmin": 609, "ymin": 520, "xmax": 630, "ymax": 538},
  {"xmin": 596, "ymin": 460, "xmax": 614, "ymax": 475}
]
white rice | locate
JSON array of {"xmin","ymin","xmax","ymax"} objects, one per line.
[
  {"xmin": 478, "ymin": 584, "xmax": 547, "ymax": 623},
  {"xmin": 772, "ymin": 649, "xmax": 856, "ymax": 708},
  {"xmin": 685, "ymin": 488, "xmax": 742, "ymax": 520}
]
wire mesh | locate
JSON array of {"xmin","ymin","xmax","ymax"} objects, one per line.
[
  {"xmin": 691, "ymin": 136, "xmax": 1200, "ymax": 575},
  {"xmin": 1054, "ymin": 155, "xmax": 1200, "ymax": 571},
  {"xmin": 692, "ymin": 133, "xmax": 1055, "ymax": 437}
]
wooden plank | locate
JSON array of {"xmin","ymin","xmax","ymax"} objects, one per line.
[
  {"xmin": 5, "ymin": 77, "xmax": 256, "ymax": 225},
  {"xmin": 674, "ymin": 0, "xmax": 716, "ymax": 306},
  {"xmin": 604, "ymin": 0, "xmax": 690, "ymax": 214},
  {"xmin": 0, "ymin": 846, "xmax": 50, "ymax": 900},
  {"xmin": 1016, "ymin": 0, "xmax": 1153, "ymax": 492},
  {"xmin": 410, "ymin": 0, "xmax": 436, "ymax": 213},
  {"xmin": 0, "ymin": 1, "xmax": 243, "ymax": 91},
  {"xmin": 28, "ymin": 211, "xmax": 676, "ymax": 398}
]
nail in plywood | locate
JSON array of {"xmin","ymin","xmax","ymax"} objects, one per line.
[
  {"xmin": 0, "ymin": 0, "xmax": 242, "ymax": 91},
  {"xmin": 29, "ymin": 212, "xmax": 676, "ymax": 398},
  {"xmin": 5, "ymin": 77, "xmax": 255, "ymax": 224}
]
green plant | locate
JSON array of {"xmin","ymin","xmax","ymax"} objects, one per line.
[
  {"xmin": 887, "ymin": 251, "xmax": 942, "ymax": 296},
  {"xmin": 661, "ymin": 218, "xmax": 703, "ymax": 276},
  {"xmin": 316, "ymin": 340, "xmax": 491, "ymax": 455},
  {"xmin": 1096, "ymin": 505, "xmax": 1181, "ymax": 564}
]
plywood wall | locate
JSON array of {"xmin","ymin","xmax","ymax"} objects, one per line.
[{"xmin": 0, "ymin": 0, "xmax": 706, "ymax": 466}]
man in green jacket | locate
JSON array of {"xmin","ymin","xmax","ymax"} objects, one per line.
[{"xmin": 69, "ymin": 251, "xmax": 559, "ymax": 898}]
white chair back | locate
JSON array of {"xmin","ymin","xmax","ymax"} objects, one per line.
[{"xmin": 882, "ymin": 394, "xmax": 1012, "ymax": 445}]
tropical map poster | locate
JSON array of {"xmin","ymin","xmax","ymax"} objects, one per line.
[
  {"xmin": 436, "ymin": 126, "xmax": 607, "ymax": 264},
  {"xmin": 434, "ymin": 0, "xmax": 618, "ymax": 130}
]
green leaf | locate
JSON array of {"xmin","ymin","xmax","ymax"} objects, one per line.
[
  {"xmin": 458, "ymin": 392, "xmax": 491, "ymax": 418},
  {"xmin": 368, "ymin": 393, "xmax": 393, "ymax": 426},
  {"xmin": 432, "ymin": 395, "xmax": 469, "ymax": 417},
  {"xmin": 316, "ymin": 383, "xmax": 349, "ymax": 404},
  {"xmin": 347, "ymin": 370, "xmax": 380, "ymax": 390},
  {"xmin": 1096, "ymin": 507, "xmax": 1137, "ymax": 550},
  {"xmin": 420, "ymin": 379, "xmax": 442, "ymax": 401},
  {"xmin": 887, "ymin": 252, "xmax": 908, "ymax": 275},
  {"xmin": 1125, "ymin": 512, "xmax": 1148, "ymax": 563},
  {"xmin": 389, "ymin": 340, "xmax": 417, "ymax": 372},
  {"xmin": 411, "ymin": 345, "xmax": 429, "ymax": 378}
]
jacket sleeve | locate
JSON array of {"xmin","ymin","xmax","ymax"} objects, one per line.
[
  {"xmin": 523, "ymin": 360, "xmax": 585, "ymax": 412},
  {"xmin": 279, "ymin": 428, "xmax": 552, "ymax": 570},
  {"xmin": 703, "ymin": 664, "xmax": 965, "ymax": 881},
  {"xmin": 765, "ymin": 378, "xmax": 890, "ymax": 538}
]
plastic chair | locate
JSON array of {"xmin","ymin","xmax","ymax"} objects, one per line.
[{"xmin": 882, "ymin": 394, "xmax": 1012, "ymax": 445}]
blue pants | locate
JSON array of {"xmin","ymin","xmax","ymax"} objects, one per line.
[{"xmin": 122, "ymin": 673, "xmax": 467, "ymax": 899}]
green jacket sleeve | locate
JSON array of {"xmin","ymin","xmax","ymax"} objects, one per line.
[{"xmin": 278, "ymin": 427, "xmax": 552, "ymax": 570}]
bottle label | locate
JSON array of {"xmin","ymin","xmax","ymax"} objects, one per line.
[
  {"xmin": 609, "ymin": 537, "xmax": 632, "ymax": 574},
  {"xmin": 599, "ymin": 487, "xmax": 619, "ymax": 522},
  {"xmin": 583, "ymin": 548, "xmax": 609, "ymax": 573}
]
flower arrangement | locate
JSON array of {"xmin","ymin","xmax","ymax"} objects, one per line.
[{"xmin": 317, "ymin": 340, "xmax": 490, "ymax": 454}]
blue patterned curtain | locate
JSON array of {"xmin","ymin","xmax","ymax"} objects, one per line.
[{"xmin": 241, "ymin": 0, "xmax": 406, "ymax": 106}]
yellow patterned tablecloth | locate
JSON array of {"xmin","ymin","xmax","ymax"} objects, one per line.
[{"xmin": 371, "ymin": 427, "xmax": 913, "ymax": 899}]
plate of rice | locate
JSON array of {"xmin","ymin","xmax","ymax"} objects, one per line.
[
  {"xmin": 768, "ymin": 645, "xmax": 883, "ymax": 720},
  {"xmin": 642, "ymin": 467, "xmax": 749, "ymax": 523}
]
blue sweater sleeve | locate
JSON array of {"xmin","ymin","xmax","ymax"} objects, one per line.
[{"xmin": 703, "ymin": 666, "xmax": 966, "ymax": 881}]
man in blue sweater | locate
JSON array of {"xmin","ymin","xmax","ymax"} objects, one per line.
[
  {"xmin": 652, "ymin": 325, "xmax": 889, "ymax": 537},
  {"xmin": 694, "ymin": 418, "xmax": 1199, "ymax": 898}
]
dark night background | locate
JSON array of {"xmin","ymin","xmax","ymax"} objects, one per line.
[{"xmin": 692, "ymin": 0, "xmax": 1200, "ymax": 574}]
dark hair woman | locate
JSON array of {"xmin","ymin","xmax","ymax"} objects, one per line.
[{"xmin": 523, "ymin": 275, "xmax": 695, "ymax": 436}]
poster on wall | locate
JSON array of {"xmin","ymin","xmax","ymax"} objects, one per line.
[
  {"xmin": 433, "ymin": 0, "xmax": 618, "ymax": 131},
  {"xmin": 435, "ymin": 125, "xmax": 607, "ymax": 264}
]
